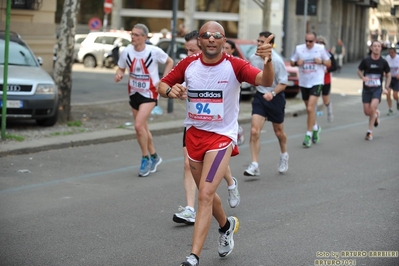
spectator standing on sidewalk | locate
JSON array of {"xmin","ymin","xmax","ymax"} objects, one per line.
[
  {"xmin": 114, "ymin": 23, "xmax": 174, "ymax": 176},
  {"xmin": 331, "ymin": 38, "xmax": 345, "ymax": 72},
  {"xmin": 316, "ymin": 36, "xmax": 338, "ymax": 122},
  {"xmin": 159, "ymin": 21, "xmax": 274, "ymax": 266},
  {"xmin": 244, "ymin": 31, "xmax": 289, "ymax": 176},
  {"xmin": 173, "ymin": 30, "xmax": 241, "ymax": 226},
  {"xmin": 357, "ymin": 40, "xmax": 391, "ymax": 141},
  {"xmin": 385, "ymin": 47, "xmax": 399, "ymax": 115},
  {"xmin": 290, "ymin": 32, "xmax": 331, "ymax": 148}
]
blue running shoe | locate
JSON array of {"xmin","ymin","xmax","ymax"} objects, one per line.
[
  {"xmin": 139, "ymin": 157, "xmax": 151, "ymax": 177},
  {"xmin": 150, "ymin": 156, "xmax": 162, "ymax": 173}
]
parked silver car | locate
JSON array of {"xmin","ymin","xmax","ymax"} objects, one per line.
[
  {"xmin": 155, "ymin": 38, "xmax": 188, "ymax": 76},
  {"xmin": 0, "ymin": 31, "xmax": 59, "ymax": 126},
  {"xmin": 77, "ymin": 31, "xmax": 131, "ymax": 68}
]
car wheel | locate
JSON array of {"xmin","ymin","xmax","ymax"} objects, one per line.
[
  {"xmin": 83, "ymin": 55, "xmax": 97, "ymax": 68},
  {"xmin": 103, "ymin": 56, "xmax": 115, "ymax": 68},
  {"xmin": 36, "ymin": 109, "xmax": 58, "ymax": 127}
]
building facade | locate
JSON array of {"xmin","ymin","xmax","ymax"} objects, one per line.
[
  {"xmin": 369, "ymin": 0, "xmax": 399, "ymax": 46},
  {"xmin": 0, "ymin": 0, "xmax": 56, "ymax": 73},
  {"xmin": 2, "ymin": 0, "xmax": 394, "ymax": 75},
  {"xmin": 110, "ymin": 0, "xmax": 380, "ymax": 61}
]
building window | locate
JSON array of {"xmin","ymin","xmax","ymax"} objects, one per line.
[{"xmin": 122, "ymin": 0, "xmax": 184, "ymax": 10}]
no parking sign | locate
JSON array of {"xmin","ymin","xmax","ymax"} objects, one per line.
[{"xmin": 88, "ymin": 17, "xmax": 102, "ymax": 31}]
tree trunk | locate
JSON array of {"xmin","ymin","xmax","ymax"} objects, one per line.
[
  {"xmin": 262, "ymin": 0, "xmax": 272, "ymax": 31},
  {"xmin": 53, "ymin": 0, "xmax": 81, "ymax": 123}
]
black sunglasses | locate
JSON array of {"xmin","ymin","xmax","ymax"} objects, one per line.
[
  {"xmin": 305, "ymin": 39, "xmax": 314, "ymax": 43},
  {"xmin": 199, "ymin": 32, "xmax": 225, "ymax": 39}
]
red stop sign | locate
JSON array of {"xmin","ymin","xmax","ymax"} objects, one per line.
[{"xmin": 104, "ymin": 0, "xmax": 112, "ymax": 14}]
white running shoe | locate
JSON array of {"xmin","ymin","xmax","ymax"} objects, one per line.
[
  {"xmin": 180, "ymin": 254, "xmax": 199, "ymax": 266},
  {"xmin": 278, "ymin": 153, "xmax": 289, "ymax": 174},
  {"xmin": 244, "ymin": 162, "xmax": 260, "ymax": 176},
  {"xmin": 228, "ymin": 177, "xmax": 240, "ymax": 208},
  {"xmin": 173, "ymin": 206, "xmax": 196, "ymax": 225},
  {"xmin": 218, "ymin": 216, "xmax": 240, "ymax": 257}
]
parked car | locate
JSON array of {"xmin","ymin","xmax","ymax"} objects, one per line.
[
  {"xmin": 381, "ymin": 44, "xmax": 399, "ymax": 57},
  {"xmin": 74, "ymin": 34, "xmax": 87, "ymax": 61},
  {"xmin": 155, "ymin": 37, "xmax": 188, "ymax": 75},
  {"xmin": 77, "ymin": 31, "xmax": 131, "ymax": 68},
  {"xmin": 0, "ymin": 31, "xmax": 59, "ymax": 126},
  {"xmin": 230, "ymin": 38, "xmax": 300, "ymax": 99},
  {"xmin": 53, "ymin": 34, "xmax": 88, "ymax": 65}
]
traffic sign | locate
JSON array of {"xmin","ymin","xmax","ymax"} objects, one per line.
[
  {"xmin": 88, "ymin": 17, "xmax": 102, "ymax": 31},
  {"xmin": 104, "ymin": 0, "xmax": 113, "ymax": 15}
]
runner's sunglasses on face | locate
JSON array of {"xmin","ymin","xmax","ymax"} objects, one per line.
[{"xmin": 199, "ymin": 32, "xmax": 225, "ymax": 39}]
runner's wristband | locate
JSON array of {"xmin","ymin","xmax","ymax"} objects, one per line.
[{"xmin": 166, "ymin": 87, "xmax": 172, "ymax": 98}]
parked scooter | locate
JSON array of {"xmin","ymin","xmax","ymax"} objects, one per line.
[{"xmin": 103, "ymin": 45, "xmax": 119, "ymax": 68}]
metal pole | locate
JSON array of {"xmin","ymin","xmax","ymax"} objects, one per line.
[
  {"xmin": 1, "ymin": 0, "xmax": 11, "ymax": 140},
  {"xmin": 167, "ymin": 0, "xmax": 178, "ymax": 113},
  {"xmin": 304, "ymin": 0, "xmax": 308, "ymax": 36}
]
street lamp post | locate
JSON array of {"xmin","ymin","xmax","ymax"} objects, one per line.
[{"xmin": 167, "ymin": 0, "xmax": 178, "ymax": 113}]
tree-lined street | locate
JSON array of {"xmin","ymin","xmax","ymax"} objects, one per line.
[{"xmin": 1, "ymin": 62, "xmax": 398, "ymax": 265}]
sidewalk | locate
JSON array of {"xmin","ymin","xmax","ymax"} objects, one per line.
[
  {"xmin": 0, "ymin": 61, "xmax": 361, "ymax": 157},
  {"xmin": 0, "ymin": 98, "xmax": 308, "ymax": 157}
]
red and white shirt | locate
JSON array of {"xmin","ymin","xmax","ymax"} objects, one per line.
[
  {"xmin": 118, "ymin": 44, "xmax": 169, "ymax": 99},
  {"xmin": 162, "ymin": 53, "xmax": 261, "ymax": 144},
  {"xmin": 290, "ymin": 43, "xmax": 331, "ymax": 88}
]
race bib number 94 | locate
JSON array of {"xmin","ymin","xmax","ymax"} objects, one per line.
[{"xmin": 187, "ymin": 90, "xmax": 224, "ymax": 121}]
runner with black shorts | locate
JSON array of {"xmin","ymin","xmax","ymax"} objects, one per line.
[
  {"xmin": 290, "ymin": 32, "xmax": 331, "ymax": 147},
  {"xmin": 114, "ymin": 23, "xmax": 174, "ymax": 176},
  {"xmin": 357, "ymin": 40, "xmax": 391, "ymax": 141},
  {"xmin": 244, "ymin": 31, "xmax": 289, "ymax": 177},
  {"xmin": 385, "ymin": 47, "xmax": 399, "ymax": 114}
]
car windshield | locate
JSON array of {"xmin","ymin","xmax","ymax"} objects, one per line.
[
  {"xmin": 272, "ymin": 49, "xmax": 287, "ymax": 61},
  {"xmin": 237, "ymin": 44, "xmax": 257, "ymax": 60},
  {"xmin": 237, "ymin": 43, "xmax": 288, "ymax": 62},
  {"xmin": 0, "ymin": 39, "xmax": 39, "ymax": 66}
]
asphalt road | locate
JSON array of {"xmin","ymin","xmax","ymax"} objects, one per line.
[
  {"xmin": 1, "ymin": 78, "xmax": 398, "ymax": 265},
  {"xmin": 71, "ymin": 64, "xmax": 127, "ymax": 105}
]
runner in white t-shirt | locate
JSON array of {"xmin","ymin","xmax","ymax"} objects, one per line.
[
  {"xmin": 114, "ymin": 23, "xmax": 174, "ymax": 177},
  {"xmin": 290, "ymin": 32, "xmax": 331, "ymax": 147},
  {"xmin": 159, "ymin": 21, "xmax": 274, "ymax": 266},
  {"xmin": 385, "ymin": 47, "xmax": 399, "ymax": 114}
]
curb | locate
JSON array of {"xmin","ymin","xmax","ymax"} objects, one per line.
[{"xmin": 0, "ymin": 102, "xmax": 309, "ymax": 157}]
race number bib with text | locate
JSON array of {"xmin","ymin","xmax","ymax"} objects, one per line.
[
  {"xmin": 129, "ymin": 74, "xmax": 150, "ymax": 94},
  {"xmin": 365, "ymin": 74, "xmax": 381, "ymax": 87},
  {"xmin": 187, "ymin": 90, "xmax": 224, "ymax": 121}
]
